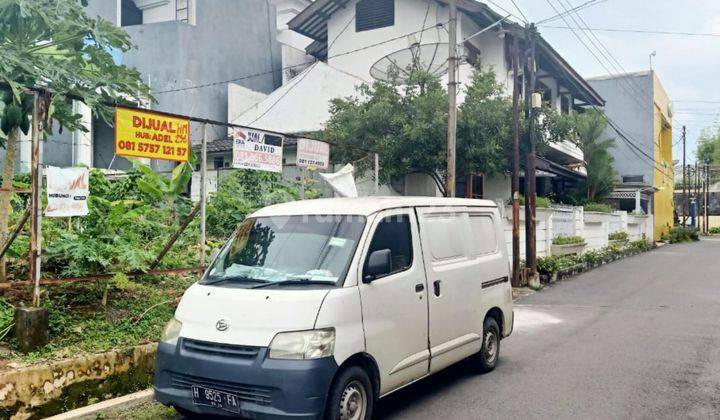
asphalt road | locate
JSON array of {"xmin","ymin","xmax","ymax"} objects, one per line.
[
  {"xmin": 376, "ymin": 239, "xmax": 720, "ymax": 419},
  {"xmin": 104, "ymin": 240, "xmax": 720, "ymax": 420}
]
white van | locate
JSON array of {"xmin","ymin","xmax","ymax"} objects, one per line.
[{"xmin": 154, "ymin": 197, "xmax": 513, "ymax": 419}]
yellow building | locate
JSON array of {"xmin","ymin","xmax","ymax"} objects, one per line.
[
  {"xmin": 587, "ymin": 71, "xmax": 674, "ymax": 241},
  {"xmin": 652, "ymin": 74, "xmax": 674, "ymax": 240}
]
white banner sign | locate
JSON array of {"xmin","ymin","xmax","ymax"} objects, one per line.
[
  {"xmin": 45, "ymin": 166, "xmax": 89, "ymax": 217},
  {"xmin": 296, "ymin": 138, "xmax": 330, "ymax": 169},
  {"xmin": 232, "ymin": 128, "xmax": 284, "ymax": 173}
]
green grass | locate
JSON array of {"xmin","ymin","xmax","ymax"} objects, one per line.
[
  {"xmin": 583, "ymin": 202, "xmax": 613, "ymax": 213},
  {"xmin": 94, "ymin": 400, "xmax": 180, "ymax": 420},
  {"xmin": 0, "ymin": 273, "xmax": 196, "ymax": 364}
]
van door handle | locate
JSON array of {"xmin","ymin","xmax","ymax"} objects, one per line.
[
  {"xmin": 433, "ymin": 280, "xmax": 441, "ymax": 297},
  {"xmin": 415, "ymin": 283, "xmax": 424, "ymax": 293}
]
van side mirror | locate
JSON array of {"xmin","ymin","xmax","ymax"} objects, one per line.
[
  {"xmin": 363, "ymin": 249, "xmax": 392, "ymax": 283},
  {"xmin": 209, "ymin": 248, "xmax": 220, "ymax": 262}
]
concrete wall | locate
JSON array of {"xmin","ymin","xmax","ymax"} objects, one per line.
[
  {"xmin": 500, "ymin": 205, "xmax": 652, "ymax": 263},
  {"xmin": 0, "ymin": 343, "xmax": 156, "ymax": 419}
]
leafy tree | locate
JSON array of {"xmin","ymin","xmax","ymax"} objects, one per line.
[
  {"xmin": 697, "ymin": 127, "xmax": 720, "ymax": 165},
  {"xmin": 457, "ymin": 65, "xmax": 513, "ymax": 177},
  {"xmin": 569, "ymin": 109, "xmax": 616, "ymax": 203},
  {"xmin": 324, "ymin": 69, "xmax": 449, "ymax": 194},
  {"xmin": 324, "ymin": 63, "xmax": 579, "ymax": 197},
  {"xmin": 0, "ymin": 0, "xmax": 150, "ymax": 279}
]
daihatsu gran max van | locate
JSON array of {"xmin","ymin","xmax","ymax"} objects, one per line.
[{"xmin": 154, "ymin": 197, "xmax": 513, "ymax": 419}]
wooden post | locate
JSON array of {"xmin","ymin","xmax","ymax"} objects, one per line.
[
  {"xmin": 29, "ymin": 92, "xmax": 45, "ymax": 307},
  {"xmin": 200, "ymin": 123, "xmax": 207, "ymax": 266},
  {"xmin": 0, "ymin": 206, "xmax": 30, "ymax": 260},
  {"xmin": 299, "ymin": 168, "xmax": 306, "ymax": 199},
  {"xmin": 374, "ymin": 153, "xmax": 380, "ymax": 195},
  {"xmin": 150, "ymin": 201, "xmax": 201, "ymax": 270}
]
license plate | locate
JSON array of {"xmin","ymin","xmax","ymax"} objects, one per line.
[{"xmin": 192, "ymin": 385, "xmax": 241, "ymax": 414}]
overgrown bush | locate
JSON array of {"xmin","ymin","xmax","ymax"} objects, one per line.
[
  {"xmin": 709, "ymin": 227, "xmax": 720, "ymax": 235},
  {"xmin": 206, "ymin": 170, "xmax": 310, "ymax": 238},
  {"xmin": 514, "ymin": 194, "xmax": 552, "ymax": 208},
  {"xmin": 583, "ymin": 202, "xmax": 612, "ymax": 213},
  {"xmin": 552, "ymin": 235, "xmax": 586, "ymax": 245},
  {"xmin": 661, "ymin": 226, "xmax": 699, "ymax": 243},
  {"xmin": 608, "ymin": 231, "xmax": 629, "ymax": 241}
]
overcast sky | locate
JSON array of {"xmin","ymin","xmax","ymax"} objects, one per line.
[{"xmin": 488, "ymin": 0, "xmax": 720, "ymax": 162}]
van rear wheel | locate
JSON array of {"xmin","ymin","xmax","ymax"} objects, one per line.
[
  {"xmin": 473, "ymin": 317, "xmax": 500, "ymax": 373},
  {"xmin": 326, "ymin": 366, "xmax": 374, "ymax": 420}
]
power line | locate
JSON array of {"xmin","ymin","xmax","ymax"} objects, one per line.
[
  {"xmin": 537, "ymin": 0, "xmax": 606, "ymax": 25},
  {"xmin": 508, "ymin": 0, "xmax": 529, "ymax": 23},
  {"xmin": 674, "ymin": 100, "xmax": 720, "ymax": 104},
  {"xmin": 247, "ymin": 8, "xmax": 357, "ymax": 126},
  {"xmin": 553, "ymin": 0, "xmax": 650, "ymax": 113},
  {"xmin": 485, "ymin": 0, "xmax": 526, "ymax": 23},
  {"xmin": 151, "ymin": 22, "xmax": 447, "ymax": 96},
  {"xmin": 539, "ymin": 25, "xmax": 720, "ymax": 38}
]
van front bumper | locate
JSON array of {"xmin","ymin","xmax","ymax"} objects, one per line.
[{"xmin": 154, "ymin": 339, "xmax": 338, "ymax": 419}]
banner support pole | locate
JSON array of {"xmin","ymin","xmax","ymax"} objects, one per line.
[{"xmin": 200, "ymin": 123, "xmax": 208, "ymax": 267}]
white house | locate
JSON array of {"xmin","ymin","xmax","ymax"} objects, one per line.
[{"xmin": 209, "ymin": 0, "xmax": 605, "ymax": 202}]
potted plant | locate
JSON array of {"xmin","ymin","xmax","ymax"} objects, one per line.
[
  {"xmin": 583, "ymin": 202, "xmax": 612, "ymax": 224},
  {"xmin": 608, "ymin": 230, "xmax": 629, "ymax": 246},
  {"xmin": 551, "ymin": 235, "xmax": 586, "ymax": 256}
]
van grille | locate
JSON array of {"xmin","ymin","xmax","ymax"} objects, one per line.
[
  {"xmin": 182, "ymin": 339, "xmax": 260, "ymax": 359},
  {"xmin": 170, "ymin": 372, "xmax": 273, "ymax": 406}
]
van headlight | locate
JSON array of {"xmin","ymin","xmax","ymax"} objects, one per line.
[
  {"xmin": 161, "ymin": 317, "xmax": 182, "ymax": 346},
  {"xmin": 268, "ymin": 328, "xmax": 335, "ymax": 360}
]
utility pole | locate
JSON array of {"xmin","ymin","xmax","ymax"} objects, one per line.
[
  {"xmin": 681, "ymin": 125, "xmax": 686, "ymax": 224},
  {"xmin": 446, "ymin": 0, "xmax": 457, "ymax": 197},
  {"xmin": 706, "ymin": 164, "xmax": 711, "ymax": 233},
  {"xmin": 511, "ymin": 35, "xmax": 521, "ymax": 287},
  {"xmin": 524, "ymin": 23, "xmax": 538, "ymax": 282}
]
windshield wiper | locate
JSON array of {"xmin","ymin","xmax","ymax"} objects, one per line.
[
  {"xmin": 204, "ymin": 275, "xmax": 268, "ymax": 286},
  {"xmin": 250, "ymin": 279, "xmax": 334, "ymax": 289}
]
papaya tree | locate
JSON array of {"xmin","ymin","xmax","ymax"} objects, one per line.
[{"xmin": 0, "ymin": 0, "xmax": 151, "ymax": 279}]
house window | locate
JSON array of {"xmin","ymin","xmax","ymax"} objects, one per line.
[
  {"xmin": 121, "ymin": 0, "xmax": 143, "ymax": 26},
  {"xmin": 467, "ymin": 174, "xmax": 484, "ymax": 199},
  {"xmin": 356, "ymin": 0, "xmax": 394, "ymax": 32},
  {"xmin": 622, "ymin": 175, "xmax": 644, "ymax": 184},
  {"xmin": 213, "ymin": 156, "xmax": 224, "ymax": 170},
  {"xmin": 561, "ymin": 94, "xmax": 571, "ymax": 114}
]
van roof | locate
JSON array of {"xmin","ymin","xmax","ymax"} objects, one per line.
[{"xmin": 251, "ymin": 196, "xmax": 498, "ymax": 217}]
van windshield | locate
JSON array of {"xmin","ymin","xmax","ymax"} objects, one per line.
[{"xmin": 202, "ymin": 215, "xmax": 366, "ymax": 288}]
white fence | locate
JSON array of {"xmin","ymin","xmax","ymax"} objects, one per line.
[{"xmin": 500, "ymin": 205, "xmax": 653, "ymax": 261}]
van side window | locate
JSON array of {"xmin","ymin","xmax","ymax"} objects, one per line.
[
  {"xmin": 365, "ymin": 214, "xmax": 413, "ymax": 276},
  {"xmin": 424, "ymin": 214, "xmax": 465, "ymax": 261},
  {"xmin": 469, "ymin": 215, "xmax": 498, "ymax": 256}
]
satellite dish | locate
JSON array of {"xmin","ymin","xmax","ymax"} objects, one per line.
[{"xmin": 370, "ymin": 43, "xmax": 469, "ymax": 82}]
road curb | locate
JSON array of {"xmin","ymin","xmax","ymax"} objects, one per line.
[{"xmin": 44, "ymin": 389, "xmax": 154, "ymax": 420}]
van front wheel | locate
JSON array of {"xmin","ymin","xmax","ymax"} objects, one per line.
[
  {"xmin": 326, "ymin": 366, "xmax": 374, "ymax": 420},
  {"xmin": 473, "ymin": 317, "xmax": 500, "ymax": 373}
]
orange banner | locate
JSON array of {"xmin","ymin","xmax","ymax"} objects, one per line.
[{"xmin": 114, "ymin": 107, "xmax": 190, "ymax": 162}]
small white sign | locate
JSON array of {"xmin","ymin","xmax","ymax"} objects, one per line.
[
  {"xmin": 232, "ymin": 128, "xmax": 284, "ymax": 173},
  {"xmin": 45, "ymin": 167, "xmax": 89, "ymax": 217},
  {"xmin": 296, "ymin": 138, "xmax": 330, "ymax": 169}
]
